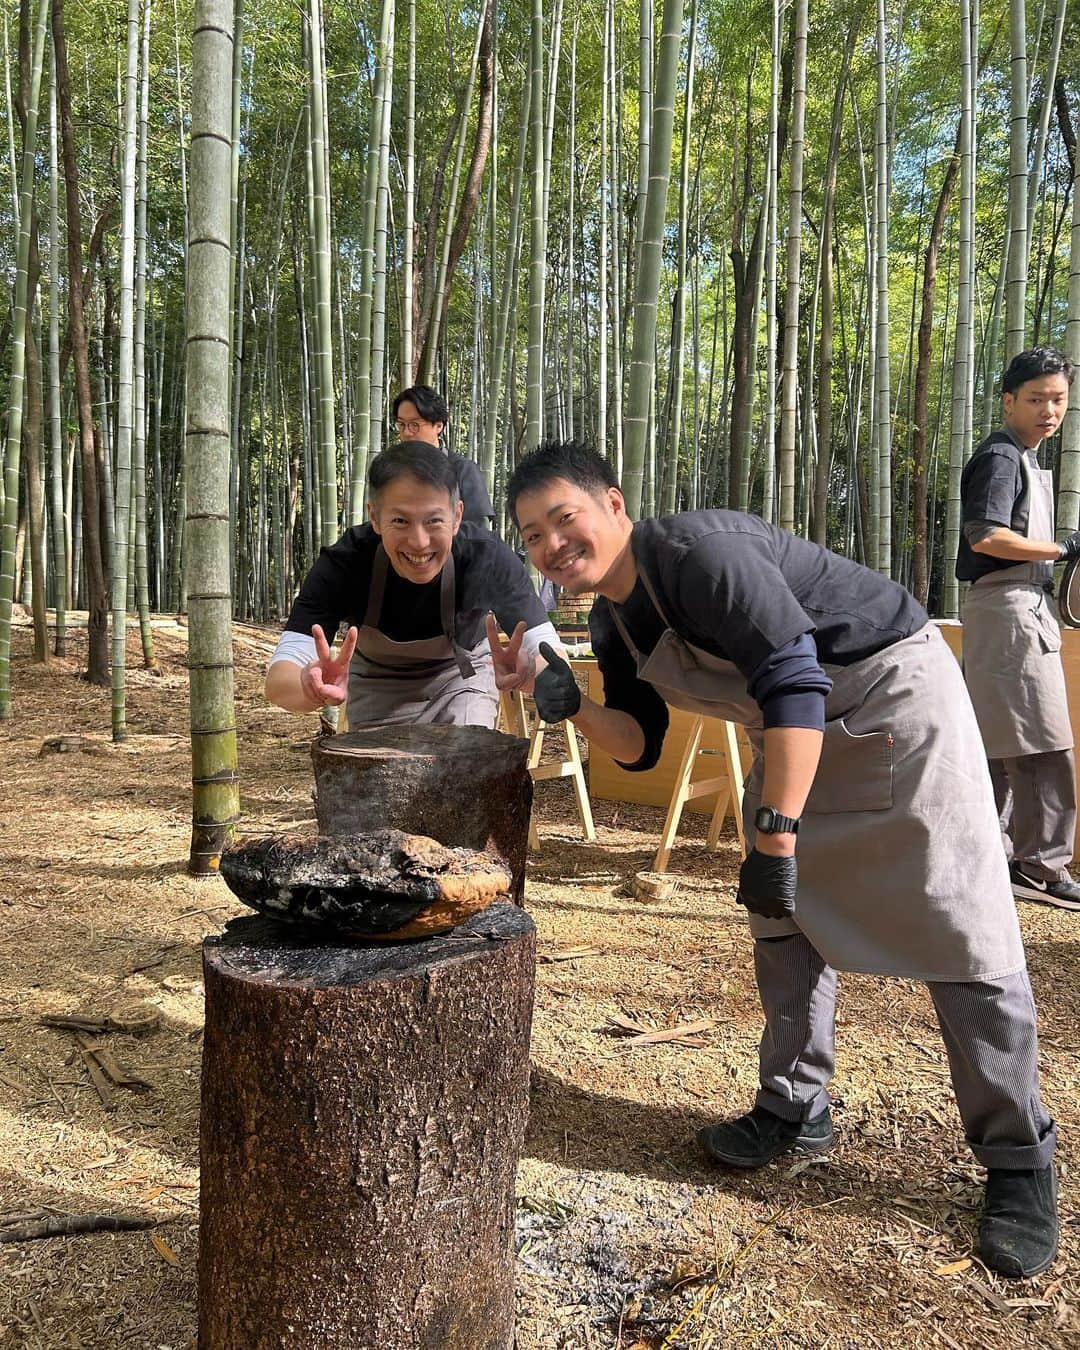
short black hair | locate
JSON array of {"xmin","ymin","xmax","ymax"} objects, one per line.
[
  {"xmin": 391, "ymin": 385, "xmax": 449, "ymax": 425},
  {"xmin": 1002, "ymin": 347, "xmax": 1075, "ymax": 395},
  {"xmin": 507, "ymin": 440, "xmax": 620, "ymax": 521},
  {"xmin": 367, "ymin": 440, "xmax": 459, "ymax": 503}
]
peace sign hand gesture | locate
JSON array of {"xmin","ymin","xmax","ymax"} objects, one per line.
[
  {"xmin": 300, "ymin": 624, "xmax": 359, "ymax": 707},
  {"xmin": 485, "ymin": 614, "xmax": 536, "ymax": 693}
]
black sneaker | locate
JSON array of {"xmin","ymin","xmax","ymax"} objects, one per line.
[
  {"xmin": 697, "ymin": 1104, "xmax": 834, "ymax": 1170},
  {"xmin": 1009, "ymin": 863, "xmax": 1080, "ymax": 911},
  {"xmin": 979, "ymin": 1165, "xmax": 1059, "ymax": 1279}
]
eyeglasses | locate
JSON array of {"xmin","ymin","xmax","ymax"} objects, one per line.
[{"xmin": 394, "ymin": 418, "xmax": 431, "ymax": 436}]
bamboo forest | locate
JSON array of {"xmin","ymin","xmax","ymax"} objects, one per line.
[
  {"xmin": 5, "ymin": 2, "xmax": 1080, "ymax": 1342},
  {"xmin": 2, "ymin": 0, "xmax": 1079, "ymax": 696}
]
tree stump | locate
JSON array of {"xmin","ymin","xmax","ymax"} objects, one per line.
[
  {"xmin": 311, "ymin": 725, "xmax": 532, "ymax": 902},
  {"xmin": 198, "ymin": 903, "xmax": 536, "ymax": 1349}
]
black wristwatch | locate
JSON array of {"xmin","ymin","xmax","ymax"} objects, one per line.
[{"xmin": 755, "ymin": 806, "xmax": 800, "ymax": 835}]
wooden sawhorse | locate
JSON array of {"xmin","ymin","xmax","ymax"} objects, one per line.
[
  {"xmin": 652, "ymin": 715, "xmax": 747, "ymax": 872},
  {"xmin": 500, "ymin": 691, "xmax": 596, "ymax": 850}
]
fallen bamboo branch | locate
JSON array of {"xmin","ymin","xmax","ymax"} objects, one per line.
[
  {"xmin": 41, "ymin": 1009, "xmax": 161, "ymax": 1036},
  {"xmin": 0, "ymin": 1213, "xmax": 158, "ymax": 1244},
  {"xmin": 602, "ymin": 1015, "xmax": 715, "ymax": 1048}
]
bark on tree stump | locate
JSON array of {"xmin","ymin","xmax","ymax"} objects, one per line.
[
  {"xmin": 198, "ymin": 903, "xmax": 536, "ymax": 1349},
  {"xmin": 311, "ymin": 725, "xmax": 532, "ymax": 902}
]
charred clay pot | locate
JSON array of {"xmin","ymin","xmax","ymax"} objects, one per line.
[{"xmin": 219, "ymin": 829, "xmax": 513, "ymax": 940}]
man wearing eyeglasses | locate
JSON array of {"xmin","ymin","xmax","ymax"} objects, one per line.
[{"xmin": 392, "ymin": 385, "xmax": 496, "ymax": 528}]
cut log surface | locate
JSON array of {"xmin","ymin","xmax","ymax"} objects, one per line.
[
  {"xmin": 199, "ymin": 904, "xmax": 536, "ymax": 1350},
  {"xmin": 219, "ymin": 829, "xmax": 513, "ymax": 939},
  {"xmin": 312, "ymin": 725, "xmax": 532, "ymax": 902}
]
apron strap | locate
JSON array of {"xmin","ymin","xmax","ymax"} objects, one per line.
[
  {"xmin": 635, "ymin": 563, "xmax": 675, "ymax": 629},
  {"xmin": 363, "ymin": 545, "xmax": 390, "ymax": 628},
  {"xmin": 610, "ymin": 560, "xmax": 673, "ymax": 659},
  {"xmin": 440, "ymin": 549, "xmax": 477, "ymax": 679},
  {"xmin": 609, "ymin": 604, "xmax": 640, "ymax": 660},
  {"xmin": 366, "ymin": 544, "xmax": 477, "ymax": 680}
]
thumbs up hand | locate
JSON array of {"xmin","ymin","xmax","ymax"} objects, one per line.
[{"xmin": 533, "ymin": 642, "xmax": 581, "ymax": 723}]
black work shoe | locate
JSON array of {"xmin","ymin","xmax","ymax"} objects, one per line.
[
  {"xmin": 1010, "ymin": 863, "xmax": 1080, "ymax": 911},
  {"xmin": 697, "ymin": 1104, "xmax": 834, "ymax": 1170},
  {"xmin": 978, "ymin": 1165, "xmax": 1059, "ymax": 1279}
]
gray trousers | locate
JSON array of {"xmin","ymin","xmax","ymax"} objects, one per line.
[
  {"xmin": 754, "ymin": 933, "xmax": 1056, "ymax": 1170},
  {"xmin": 989, "ymin": 748, "xmax": 1076, "ymax": 880}
]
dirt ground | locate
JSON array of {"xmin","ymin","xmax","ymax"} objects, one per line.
[{"xmin": 0, "ymin": 616, "xmax": 1077, "ymax": 1349}]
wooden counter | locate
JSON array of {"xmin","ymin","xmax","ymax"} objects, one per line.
[{"xmin": 579, "ymin": 625, "xmax": 1080, "ymax": 846}]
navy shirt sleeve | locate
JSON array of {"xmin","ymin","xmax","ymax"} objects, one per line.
[
  {"xmin": 590, "ymin": 601, "xmax": 670, "ymax": 772},
  {"xmin": 671, "ymin": 543, "xmax": 832, "ymax": 728},
  {"xmin": 746, "ymin": 633, "xmax": 832, "ymax": 731}
]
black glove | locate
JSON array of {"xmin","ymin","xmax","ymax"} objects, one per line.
[
  {"xmin": 1059, "ymin": 532, "xmax": 1080, "ymax": 562},
  {"xmin": 533, "ymin": 642, "xmax": 581, "ymax": 723},
  {"xmin": 736, "ymin": 847, "xmax": 798, "ymax": 920}
]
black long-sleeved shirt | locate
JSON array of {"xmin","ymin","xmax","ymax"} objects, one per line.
[{"xmin": 592, "ymin": 512, "xmax": 928, "ymax": 771}]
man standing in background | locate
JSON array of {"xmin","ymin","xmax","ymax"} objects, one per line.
[
  {"xmin": 958, "ymin": 348, "xmax": 1080, "ymax": 911},
  {"xmin": 392, "ymin": 384, "xmax": 496, "ymax": 528}
]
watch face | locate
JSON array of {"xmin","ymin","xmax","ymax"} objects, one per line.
[{"xmin": 755, "ymin": 807, "xmax": 776, "ymax": 832}]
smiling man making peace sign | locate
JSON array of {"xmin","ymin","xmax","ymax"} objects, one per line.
[{"xmin": 265, "ymin": 441, "xmax": 558, "ymax": 729}]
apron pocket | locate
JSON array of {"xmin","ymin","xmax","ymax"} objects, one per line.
[
  {"xmin": 803, "ymin": 720, "xmax": 894, "ymax": 814},
  {"xmin": 1035, "ymin": 597, "xmax": 1062, "ymax": 654}
]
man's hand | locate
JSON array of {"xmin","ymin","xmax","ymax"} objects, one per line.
[
  {"xmin": 1060, "ymin": 531, "xmax": 1080, "ymax": 562},
  {"xmin": 300, "ymin": 623, "xmax": 358, "ymax": 707},
  {"xmin": 736, "ymin": 847, "xmax": 798, "ymax": 920},
  {"xmin": 533, "ymin": 642, "xmax": 581, "ymax": 723},
  {"xmin": 485, "ymin": 615, "xmax": 537, "ymax": 692}
]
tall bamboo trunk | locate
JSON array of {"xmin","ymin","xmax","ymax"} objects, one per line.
[
  {"xmin": 811, "ymin": 31, "xmax": 853, "ymax": 546},
  {"xmin": 185, "ymin": 0, "xmax": 240, "ymax": 874},
  {"xmin": 368, "ymin": 22, "xmax": 394, "ymax": 468},
  {"xmin": 525, "ymin": 0, "xmax": 546, "ymax": 447},
  {"xmin": 622, "ymin": 0, "xmax": 684, "ymax": 517},
  {"xmin": 25, "ymin": 261, "xmax": 49, "ymax": 662},
  {"xmin": 0, "ymin": 0, "xmax": 49, "ymax": 719},
  {"xmin": 308, "ymin": 0, "xmax": 337, "ymax": 545},
  {"xmin": 46, "ymin": 47, "xmax": 66, "ymax": 655},
  {"xmin": 596, "ymin": 0, "xmax": 609, "ymax": 452},
  {"xmin": 661, "ymin": 0, "xmax": 697, "ymax": 515},
  {"xmin": 778, "ymin": 0, "xmax": 807, "ymax": 531},
  {"xmin": 1057, "ymin": 86, "xmax": 1080, "ymax": 532},
  {"xmin": 1004, "ymin": 0, "xmax": 1028, "ymax": 362},
  {"xmin": 133, "ymin": 0, "xmax": 155, "ymax": 666},
  {"xmin": 483, "ymin": 76, "xmax": 529, "ymax": 500},
  {"xmin": 53, "ymin": 0, "xmax": 109, "ymax": 674},
  {"xmin": 761, "ymin": 0, "xmax": 781, "ymax": 523},
  {"xmin": 348, "ymin": 0, "xmax": 392, "ymax": 524},
  {"xmin": 108, "ymin": 0, "xmax": 140, "ymax": 740},
  {"xmin": 401, "ymin": 0, "xmax": 415, "ymax": 385},
  {"xmin": 913, "ymin": 121, "xmax": 962, "ymax": 607},
  {"xmin": 943, "ymin": 0, "xmax": 979, "ymax": 616},
  {"xmin": 873, "ymin": 0, "xmax": 892, "ymax": 575}
]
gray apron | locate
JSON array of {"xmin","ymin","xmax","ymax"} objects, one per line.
[
  {"xmin": 962, "ymin": 435, "xmax": 1073, "ymax": 759},
  {"xmin": 610, "ymin": 569, "xmax": 1025, "ymax": 981},
  {"xmin": 345, "ymin": 545, "xmax": 498, "ymax": 730}
]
